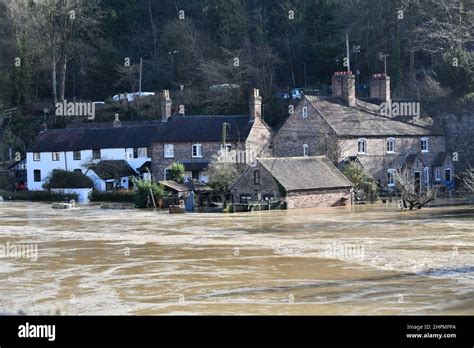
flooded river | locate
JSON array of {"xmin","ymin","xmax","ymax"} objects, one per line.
[{"xmin": 0, "ymin": 201, "xmax": 473, "ymax": 315}]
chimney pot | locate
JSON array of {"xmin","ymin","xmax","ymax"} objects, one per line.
[
  {"xmin": 332, "ymin": 72, "xmax": 355, "ymax": 107},
  {"xmin": 161, "ymin": 90, "xmax": 172, "ymax": 122},
  {"xmin": 113, "ymin": 113, "xmax": 121, "ymax": 128},
  {"xmin": 249, "ymin": 88, "xmax": 262, "ymax": 122},
  {"xmin": 370, "ymin": 73, "xmax": 391, "ymax": 103}
]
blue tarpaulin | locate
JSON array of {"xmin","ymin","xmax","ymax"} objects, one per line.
[{"xmin": 185, "ymin": 191, "xmax": 195, "ymax": 212}]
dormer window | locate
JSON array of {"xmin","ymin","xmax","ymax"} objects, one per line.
[
  {"xmin": 92, "ymin": 149, "xmax": 101, "ymax": 160},
  {"xmin": 302, "ymin": 107, "xmax": 308, "ymax": 119},
  {"xmin": 303, "ymin": 144, "xmax": 309, "ymax": 156},
  {"xmin": 421, "ymin": 137, "xmax": 429, "ymax": 152},
  {"xmin": 357, "ymin": 138, "xmax": 367, "ymax": 154},
  {"xmin": 387, "ymin": 138, "xmax": 395, "ymax": 153}
]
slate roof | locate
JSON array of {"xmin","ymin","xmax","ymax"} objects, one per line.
[
  {"xmin": 159, "ymin": 180, "xmax": 190, "ymax": 192},
  {"xmin": 153, "ymin": 115, "xmax": 254, "ymax": 142},
  {"xmin": 27, "ymin": 115, "xmax": 258, "ymax": 152},
  {"xmin": 27, "ymin": 124, "xmax": 161, "ymax": 152},
  {"xmin": 432, "ymin": 152, "xmax": 448, "ymax": 166},
  {"xmin": 180, "ymin": 160, "xmax": 211, "ymax": 171},
  {"xmin": 89, "ymin": 160, "xmax": 136, "ymax": 180},
  {"xmin": 258, "ymin": 156, "xmax": 353, "ymax": 191},
  {"xmin": 305, "ymin": 96, "xmax": 444, "ymax": 137}
]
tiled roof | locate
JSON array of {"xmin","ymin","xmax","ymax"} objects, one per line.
[
  {"xmin": 153, "ymin": 115, "xmax": 253, "ymax": 142},
  {"xmin": 432, "ymin": 152, "xmax": 448, "ymax": 166},
  {"xmin": 27, "ymin": 115, "xmax": 257, "ymax": 152},
  {"xmin": 89, "ymin": 160, "xmax": 136, "ymax": 180},
  {"xmin": 258, "ymin": 156, "xmax": 353, "ymax": 191},
  {"xmin": 306, "ymin": 96, "xmax": 444, "ymax": 137},
  {"xmin": 27, "ymin": 124, "xmax": 161, "ymax": 152}
]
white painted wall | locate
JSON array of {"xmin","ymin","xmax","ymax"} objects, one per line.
[{"xmin": 27, "ymin": 148, "xmax": 150, "ymax": 191}]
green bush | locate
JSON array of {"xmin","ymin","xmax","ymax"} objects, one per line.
[
  {"xmin": 43, "ymin": 169, "xmax": 94, "ymax": 189},
  {"xmin": 89, "ymin": 190, "xmax": 135, "ymax": 203},
  {"xmin": 168, "ymin": 162, "xmax": 185, "ymax": 183},
  {"xmin": 342, "ymin": 162, "xmax": 378, "ymax": 200},
  {"xmin": 132, "ymin": 178, "xmax": 165, "ymax": 208},
  {"xmin": 0, "ymin": 190, "xmax": 78, "ymax": 202}
]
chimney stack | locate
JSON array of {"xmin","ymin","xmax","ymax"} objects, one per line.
[
  {"xmin": 249, "ymin": 88, "xmax": 262, "ymax": 123},
  {"xmin": 332, "ymin": 71, "xmax": 355, "ymax": 107},
  {"xmin": 370, "ymin": 73, "xmax": 391, "ymax": 103},
  {"xmin": 160, "ymin": 90, "xmax": 172, "ymax": 122},
  {"xmin": 113, "ymin": 113, "xmax": 121, "ymax": 128}
]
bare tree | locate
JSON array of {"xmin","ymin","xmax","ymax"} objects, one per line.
[
  {"xmin": 459, "ymin": 164, "xmax": 474, "ymax": 193},
  {"xmin": 315, "ymin": 129, "xmax": 344, "ymax": 167},
  {"xmin": 396, "ymin": 170, "xmax": 438, "ymax": 210}
]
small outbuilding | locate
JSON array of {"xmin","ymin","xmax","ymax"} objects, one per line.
[{"xmin": 230, "ymin": 156, "xmax": 353, "ymax": 209}]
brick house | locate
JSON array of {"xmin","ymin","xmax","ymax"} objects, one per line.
[
  {"xmin": 230, "ymin": 156, "xmax": 353, "ymax": 209},
  {"xmin": 150, "ymin": 89, "xmax": 273, "ymax": 182},
  {"xmin": 273, "ymin": 72, "xmax": 453, "ymax": 190}
]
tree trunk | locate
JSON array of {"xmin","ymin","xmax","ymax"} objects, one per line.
[
  {"xmin": 59, "ymin": 51, "xmax": 67, "ymax": 102},
  {"xmin": 52, "ymin": 47, "xmax": 57, "ymax": 104}
]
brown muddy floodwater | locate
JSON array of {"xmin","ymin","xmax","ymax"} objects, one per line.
[{"xmin": 0, "ymin": 200, "xmax": 473, "ymax": 315}]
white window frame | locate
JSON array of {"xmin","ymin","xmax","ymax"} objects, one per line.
[
  {"xmin": 387, "ymin": 138, "xmax": 396, "ymax": 153},
  {"xmin": 423, "ymin": 167, "xmax": 430, "ymax": 184},
  {"xmin": 33, "ymin": 152, "xmax": 41, "ymax": 161},
  {"xmin": 73, "ymin": 151, "xmax": 81, "ymax": 161},
  {"xmin": 387, "ymin": 169, "xmax": 396, "ymax": 186},
  {"xmin": 192, "ymin": 144, "xmax": 203, "ymax": 158},
  {"xmin": 52, "ymin": 152, "xmax": 60, "ymax": 161},
  {"xmin": 137, "ymin": 147, "xmax": 147, "ymax": 158},
  {"xmin": 357, "ymin": 138, "xmax": 367, "ymax": 154},
  {"xmin": 302, "ymin": 106, "xmax": 308, "ymax": 119},
  {"xmin": 92, "ymin": 149, "xmax": 101, "ymax": 160},
  {"xmin": 435, "ymin": 168, "xmax": 441, "ymax": 182},
  {"xmin": 421, "ymin": 137, "xmax": 429, "ymax": 153},
  {"xmin": 303, "ymin": 144, "xmax": 309, "ymax": 157},
  {"xmin": 164, "ymin": 144, "xmax": 174, "ymax": 158}
]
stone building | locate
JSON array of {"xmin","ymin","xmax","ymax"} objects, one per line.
[
  {"xmin": 150, "ymin": 89, "xmax": 273, "ymax": 182},
  {"xmin": 273, "ymin": 71, "xmax": 454, "ymax": 189},
  {"xmin": 230, "ymin": 156, "xmax": 353, "ymax": 209}
]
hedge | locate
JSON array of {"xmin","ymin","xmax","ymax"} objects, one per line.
[
  {"xmin": 0, "ymin": 190, "xmax": 78, "ymax": 202},
  {"xmin": 43, "ymin": 169, "xmax": 94, "ymax": 189},
  {"xmin": 89, "ymin": 190, "xmax": 135, "ymax": 203}
]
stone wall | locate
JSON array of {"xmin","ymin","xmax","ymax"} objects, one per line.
[
  {"xmin": 273, "ymin": 98, "xmax": 335, "ymax": 158},
  {"xmin": 437, "ymin": 113, "xmax": 474, "ymax": 173},
  {"xmin": 230, "ymin": 162, "xmax": 280, "ymax": 203},
  {"xmin": 151, "ymin": 141, "xmax": 228, "ymax": 181},
  {"xmin": 339, "ymin": 135, "xmax": 447, "ymax": 182},
  {"xmin": 285, "ymin": 188, "xmax": 352, "ymax": 209}
]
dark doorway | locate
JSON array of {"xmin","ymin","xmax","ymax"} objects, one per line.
[
  {"xmin": 445, "ymin": 169, "xmax": 451, "ymax": 182},
  {"xmin": 414, "ymin": 172, "xmax": 421, "ymax": 193}
]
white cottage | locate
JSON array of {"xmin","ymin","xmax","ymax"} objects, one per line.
[{"xmin": 26, "ymin": 120, "xmax": 160, "ymax": 191}]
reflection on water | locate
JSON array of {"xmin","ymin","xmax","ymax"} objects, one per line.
[{"xmin": 0, "ymin": 201, "xmax": 473, "ymax": 315}]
